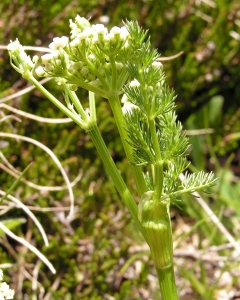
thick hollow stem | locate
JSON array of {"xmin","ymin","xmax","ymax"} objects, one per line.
[
  {"xmin": 156, "ymin": 264, "xmax": 179, "ymax": 300},
  {"xmin": 140, "ymin": 195, "xmax": 177, "ymax": 299}
]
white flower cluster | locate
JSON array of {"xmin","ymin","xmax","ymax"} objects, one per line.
[
  {"xmin": 69, "ymin": 15, "xmax": 129, "ymax": 46},
  {"xmin": 35, "ymin": 15, "xmax": 130, "ymax": 92},
  {"xmin": 7, "ymin": 39, "xmax": 34, "ymax": 74},
  {"xmin": 35, "ymin": 36, "xmax": 70, "ymax": 78},
  {"xmin": 0, "ymin": 270, "xmax": 14, "ymax": 300},
  {"xmin": 69, "ymin": 22, "xmax": 129, "ymax": 51}
]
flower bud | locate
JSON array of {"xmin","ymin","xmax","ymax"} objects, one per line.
[
  {"xmin": 80, "ymin": 66, "xmax": 89, "ymax": 76},
  {"xmin": 90, "ymin": 79, "xmax": 101, "ymax": 87},
  {"xmin": 116, "ymin": 62, "xmax": 123, "ymax": 70},
  {"xmin": 74, "ymin": 15, "xmax": 91, "ymax": 31},
  {"xmin": 35, "ymin": 66, "xmax": 45, "ymax": 77}
]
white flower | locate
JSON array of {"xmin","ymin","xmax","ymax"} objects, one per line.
[
  {"xmin": 7, "ymin": 39, "xmax": 22, "ymax": 52},
  {"xmin": 129, "ymin": 79, "xmax": 140, "ymax": 87},
  {"xmin": 8, "ymin": 39, "xmax": 34, "ymax": 73},
  {"xmin": 49, "ymin": 36, "xmax": 68, "ymax": 50},
  {"xmin": 107, "ymin": 26, "xmax": 129, "ymax": 44},
  {"xmin": 120, "ymin": 27, "xmax": 129, "ymax": 40},
  {"xmin": 0, "ymin": 270, "xmax": 3, "ymax": 281},
  {"xmin": 80, "ymin": 27, "xmax": 95, "ymax": 40},
  {"xmin": 92, "ymin": 24, "xmax": 108, "ymax": 35},
  {"xmin": 69, "ymin": 16, "xmax": 91, "ymax": 39},
  {"xmin": 110, "ymin": 26, "xmax": 121, "ymax": 35},
  {"xmin": 74, "ymin": 15, "xmax": 91, "ymax": 31},
  {"xmin": 122, "ymin": 102, "xmax": 138, "ymax": 115},
  {"xmin": 7, "ymin": 39, "xmax": 26, "ymax": 62},
  {"xmin": 108, "ymin": 26, "xmax": 122, "ymax": 42},
  {"xmin": 121, "ymin": 94, "xmax": 128, "ymax": 104},
  {"xmin": 152, "ymin": 61, "xmax": 163, "ymax": 69}
]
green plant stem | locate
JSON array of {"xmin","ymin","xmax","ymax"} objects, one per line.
[
  {"xmin": 156, "ymin": 265, "xmax": 178, "ymax": 300},
  {"xmin": 0, "ymin": 163, "xmax": 33, "ymax": 205},
  {"xmin": 88, "ymin": 124, "xmax": 147, "ymax": 240},
  {"xmin": 27, "ymin": 76, "xmax": 145, "ymax": 238},
  {"xmin": 28, "ymin": 77, "xmax": 89, "ymax": 129},
  {"xmin": 107, "ymin": 92, "xmax": 147, "ymax": 196},
  {"xmin": 149, "ymin": 118, "xmax": 163, "ymax": 201}
]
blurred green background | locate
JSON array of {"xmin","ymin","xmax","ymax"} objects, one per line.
[{"xmin": 0, "ymin": 1, "xmax": 240, "ymax": 299}]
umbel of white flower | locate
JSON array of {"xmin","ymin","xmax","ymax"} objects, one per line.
[
  {"xmin": 0, "ymin": 270, "xmax": 14, "ymax": 300},
  {"xmin": 33, "ymin": 15, "xmax": 131, "ymax": 93}
]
